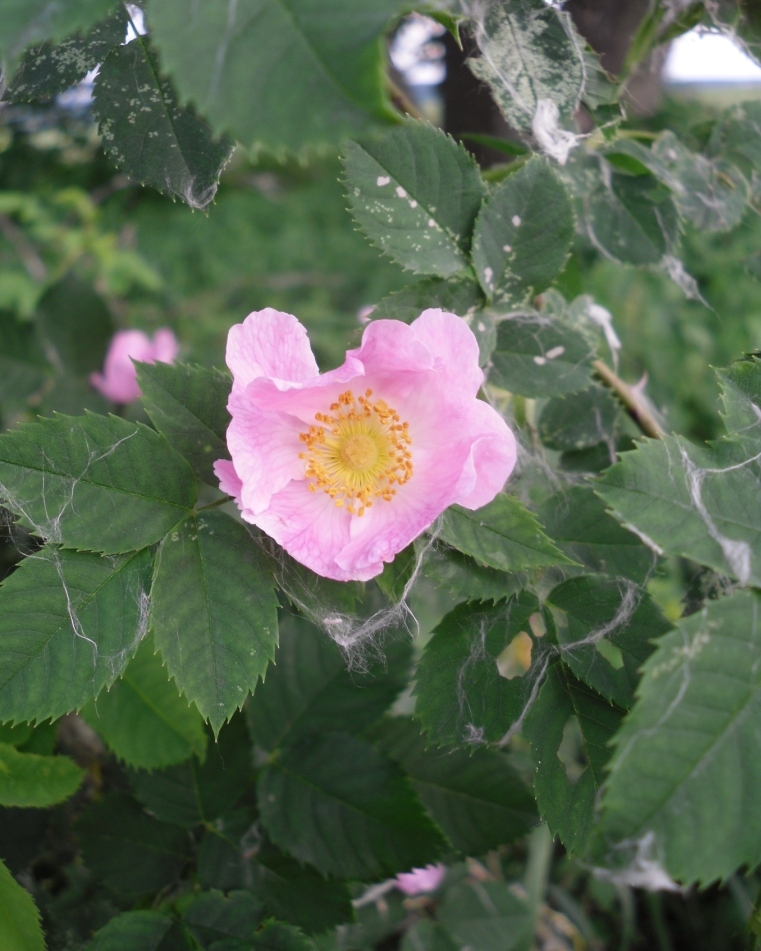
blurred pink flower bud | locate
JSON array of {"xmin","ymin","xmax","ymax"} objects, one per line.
[
  {"xmin": 395, "ymin": 864, "xmax": 446, "ymax": 895},
  {"xmin": 215, "ymin": 308, "xmax": 516, "ymax": 581},
  {"xmin": 90, "ymin": 328, "xmax": 179, "ymax": 404}
]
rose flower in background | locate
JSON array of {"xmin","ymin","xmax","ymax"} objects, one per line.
[
  {"xmin": 91, "ymin": 328, "xmax": 179, "ymax": 404},
  {"xmin": 215, "ymin": 307, "xmax": 516, "ymax": 581}
]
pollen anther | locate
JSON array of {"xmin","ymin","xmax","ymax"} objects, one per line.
[{"xmin": 300, "ymin": 389, "xmax": 413, "ymax": 516}]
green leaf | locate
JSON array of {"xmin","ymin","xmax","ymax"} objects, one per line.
[
  {"xmin": 438, "ymin": 880, "xmax": 532, "ymax": 951},
  {"xmin": 6, "ymin": 5, "xmax": 128, "ymax": 102},
  {"xmin": 472, "ymin": 159, "xmax": 574, "ymax": 303},
  {"xmin": 596, "ymin": 424, "xmax": 761, "ymax": 587},
  {"xmin": 421, "ymin": 545, "xmax": 526, "ymax": 605},
  {"xmin": 0, "ymin": 722, "xmax": 33, "ymax": 747},
  {"xmin": 0, "ymin": 311, "xmax": 49, "ymax": 407},
  {"xmin": 130, "ymin": 713, "xmax": 251, "ymax": 827},
  {"xmin": 538, "ymin": 487, "xmax": 656, "ymax": 584},
  {"xmin": 252, "ymin": 921, "xmax": 316, "ymax": 951},
  {"xmin": 343, "ymin": 121, "xmax": 485, "ymax": 277},
  {"xmin": 376, "ymin": 544, "xmax": 416, "ymax": 601},
  {"xmin": 598, "ymin": 590, "xmax": 761, "ymax": 885},
  {"xmin": 85, "ymin": 911, "xmax": 181, "ymax": 951},
  {"xmin": 466, "ymin": 0, "xmax": 584, "ymax": 132},
  {"xmin": 400, "ymin": 921, "xmax": 457, "ymax": 951},
  {"xmin": 148, "ymin": 0, "xmax": 406, "ymax": 154},
  {"xmin": 0, "ymin": 742, "xmax": 84, "ymax": 807},
  {"xmin": 610, "ymin": 132, "xmax": 749, "ymax": 233},
  {"xmin": 137, "ymin": 361, "xmax": 231, "ymax": 486},
  {"xmin": 0, "ymin": 857, "xmax": 44, "ymax": 951},
  {"xmin": 81, "ymin": 634, "xmax": 207, "ymax": 770},
  {"xmin": 538, "ymin": 385, "xmax": 619, "ymax": 451},
  {"xmin": 566, "ymin": 152, "xmax": 680, "ymax": 266},
  {"xmin": 197, "ymin": 809, "xmax": 255, "ymax": 892},
  {"xmin": 371, "ymin": 277, "xmax": 484, "ymax": 323},
  {"xmin": 710, "ymin": 100, "xmax": 761, "ymax": 181},
  {"xmin": 0, "ymin": 414, "xmax": 197, "ymax": 553},
  {"xmin": 371, "ymin": 717, "xmax": 536, "ymax": 854},
  {"xmin": 523, "ymin": 664, "xmax": 624, "ymax": 854},
  {"xmin": 35, "ymin": 273, "xmax": 115, "ymax": 377},
  {"xmin": 258, "ymin": 730, "xmax": 446, "ymax": 880},
  {"xmin": 488, "ymin": 313, "xmax": 595, "ymax": 397},
  {"xmin": 247, "ymin": 614, "xmax": 410, "ymax": 752},
  {"xmin": 0, "ymin": 0, "xmax": 115, "ymax": 71},
  {"xmin": 414, "ymin": 593, "xmax": 544, "ymax": 747},
  {"xmin": 253, "ymin": 840, "xmax": 354, "ymax": 935},
  {"xmin": 151, "ymin": 511, "xmax": 279, "ymax": 733},
  {"xmin": 440, "ymin": 495, "xmax": 575, "ymax": 573},
  {"xmin": 547, "ymin": 574, "xmax": 671, "ymax": 709},
  {"xmin": 94, "ymin": 37, "xmax": 232, "ymax": 210},
  {"xmin": 0, "ymin": 546, "xmax": 152, "ymax": 723},
  {"xmin": 182, "ymin": 890, "xmax": 265, "ymax": 947},
  {"xmin": 78, "ymin": 790, "xmax": 191, "ymax": 896}
]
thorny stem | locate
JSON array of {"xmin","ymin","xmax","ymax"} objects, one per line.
[
  {"xmin": 387, "ymin": 76, "xmax": 425, "ymax": 122},
  {"xmin": 593, "ymin": 359, "xmax": 665, "ymax": 441}
]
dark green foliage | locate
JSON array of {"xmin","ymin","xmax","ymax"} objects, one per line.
[
  {"xmin": 472, "ymin": 159, "xmax": 575, "ymax": 302},
  {"xmin": 138, "ymin": 362, "xmax": 231, "ymax": 486},
  {"xmin": 130, "ymin": 713, "xmax": 252, "ymax": 827},
  {"xmin": 77, "ymin": 791, "xmax": 191, "ymax": 896},
  {"xmin": 258, "ymin": 731, "xmax": 447, "ymax": 880},
  {"xmin": 35, "ymin": 273, "xmax": 115, "ymax": 377},
  {"xmin": 440, "ymin": 496, "xmax": 575, "ymax": 573},
  {"xmin": 371, "ymin": 717, "xmax": 537, "ymax": 854},
  {"xmin": 151, "ymin": 511, "xmax": 279, "ymax": 732},
  {"xmin": 344, "ymin": 121, "xmax": 485, "ymax": 277},
  {"xmin": 489, "ymin": 313, "xmax": 596, "ymax": 397},
  {"xmin": 414, "ymin": 593, "xmax": 543, "ymax": 747},
  {"xmin": 7, "ymin": 5, "xmax": 128, "ymax": 102},
  {"xmin": 524, "ymin": 665, "xmax": 624, "ymax": 854},
  {"xmin": 0, "ymin": 547, "xmax": 152, "ymax": 722},
  {"xmin": 0, "ymin": 311, "xmax": 48, "ymax": 407},
  {"xmin": 0, "ymin": 414, "xmax": 197, "ymax": 552},
  {"xmin": 247, "ymin": 614, "xmax": 410, "ymax": 751},
  {"xmin": 94, "ymin": 37, "xmax": 232, "ymax": 209}
]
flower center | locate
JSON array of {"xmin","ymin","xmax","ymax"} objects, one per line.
[{"xmin": 299, "ymin": 389, "xmax": 413, "ymax": 517}]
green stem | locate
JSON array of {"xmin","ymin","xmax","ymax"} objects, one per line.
[{"xmin": 196, "ymin": 496, "xmax": 231, "ymax": 512}]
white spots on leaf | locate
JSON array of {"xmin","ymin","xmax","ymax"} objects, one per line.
[
  {"xmin": 409, "ymin": 199, "xmax": 417, "ymax": 208},
  {"xmin": 396, "ymin": 186, "xmax": 407, "ymax": 198},
  {"xmin": 512, "ymin": 214, "xmax": 522, "ymax": 226},
  {"xmin": 503, "ymin": 244, "xmax": 512, "ymax": 252},
  {"xmin": 533, "ymin": 355, "xmax": 546, "ymax": 366},
  {"xmin": 483, "ymin": 266, "xmax": 494, "ymax": 290},
  {"xmin": 545, "ymin": 345, "xmax": 565, "ymax": 360},
  {"xmin": 428, "ymin": 218, "xmax": 436, "ymax": 227},
  {"xmin": 376, "ymin": 175, "xmax": 390, "ymax": 186}
]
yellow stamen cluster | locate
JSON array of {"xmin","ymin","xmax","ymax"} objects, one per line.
[{"xmin": 299, "ymin": 389, "xmax": 413, "ymax": 517}]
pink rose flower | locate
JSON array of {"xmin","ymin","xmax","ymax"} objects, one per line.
[
  {"xmin": 395, "ymin": 864, "xmax": 447, "ymax": 895},
  {"xmin": 90, "ymin": 328, "xmax": 179, "ymax": 404},
  {"xmin": 214, "ymin": 308, "xmax": 517, "ymax": 582}
]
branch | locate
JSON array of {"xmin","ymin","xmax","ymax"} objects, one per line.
[{"xmin": 593, "ymin": 359, "xmax": 665, "ymax": 440}]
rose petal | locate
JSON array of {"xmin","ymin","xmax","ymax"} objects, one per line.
[{"xmin": 227, "ymin": 308, "xmax": 319, "ymax": 390}]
